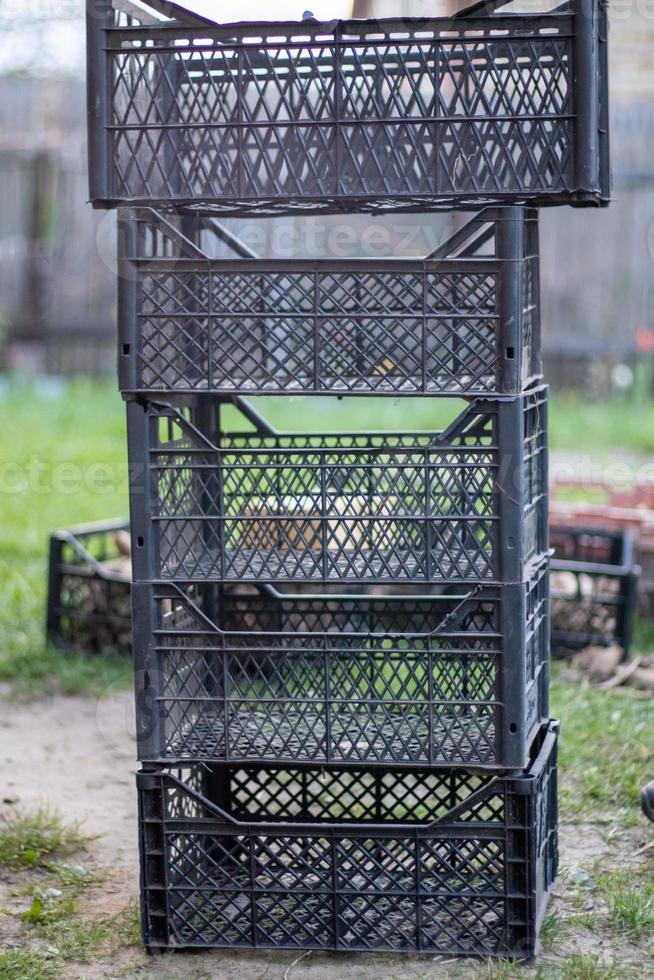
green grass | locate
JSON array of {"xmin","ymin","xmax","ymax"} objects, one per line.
[
  {"xmin": 0, "ymin": 644, "xmax": 133, "ymax": 699},
  {"xmin": 0, "ymin": 810, "xmax": 90, "ymax": 872},
  {"xmin": 23, "ymin": 894, "xmax": 140, "ymax": 965},
  {"xmin": 0, "ymin": 949, "xmax": 55, "ymax": 980},
  {"xmin": 564, "ymin": 865, "xmax": 654, "ymax": 947},
  {"xmin": 597, "ymin": 873, "xmax": 654, "ymax": 940},
  {"xmin": 550, "ymin": 671, "xmax": 654, "ymax": 822},
  {"xmin": 633, "ymin": 616, "xmax": 654, "ymax": 656},
  {"xmin": 473, "ymin": 961, "xmax": 522, "ymax": 980},
  {"xmin": 539, "ymin": 907, "xmax": 569, "ymax": 952},
  {"xmin": 557, "ymin": 955, "xmax": 631, "ymax": 980},
  {"xmin": 0, "ymin": 803, "xmax": 139, "ymax": 976},
  {"xmin": 607, "ymin": 883, "xmax": 654, "ymax": 940},
  {"xmin": 0, "ymin": 378, "xmax": 130, "ymax": 696},
  {"xmin": 548, "ymin": 395, "xmax": 654, "ymax": 456}
]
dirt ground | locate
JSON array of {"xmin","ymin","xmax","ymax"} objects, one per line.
[{"xmin": 2, "ymin": 691, "xmax": 652, "ymax": 979}]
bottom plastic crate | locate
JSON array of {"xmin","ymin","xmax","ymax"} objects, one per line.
[
  {"xmin": 550, "ymin": 525, "xmax": 639, "ymax": 658},
  {"xmin": 46, "ymin": 520, "xmax": 132, "ymax": 654},
  {"xmin": 137, "ymin": 721, "xmax": 558, "ymax": 959}
]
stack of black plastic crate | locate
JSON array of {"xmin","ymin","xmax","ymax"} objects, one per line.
[{"xmin": 87, "ymin": 0, "xmax": 609, "ymax": 960}]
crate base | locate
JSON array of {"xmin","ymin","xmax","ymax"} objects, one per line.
[
  {"xmin": 137, "ymin": 723, "xmax": 559, "ymax": 959},
  {"xmin": 145, "ymin": 894, "xmax": 532, "ymax": 957},
  {"xmin": 158, "ymin": 701, "xmax": 542, "ymax": 769},
  {"xmin": 159, "ymin": 545, "xmax": 489, "ymax": 584}
]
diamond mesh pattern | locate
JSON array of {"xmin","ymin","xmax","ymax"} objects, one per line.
[
  {"xmin": 522, "ymin": 257, "xmax": 540, "ymax": 387},
  {"xmin": 125, "ymin": 209, "xmax": 544, "ymax": 397},
  {"xmin": 522, "ymin": 387, "xmax": 548, "ymax": 566},
  {"xmin": 524, "ymin": 564, "xmax": 549, "ymax": 688},
  {"xmin": 135, "ymin": 560, "xmax": 549, "ymax": 768},
  {"xmin": 137, "ymin": 392, "xmax": 547, "ymax": 585},
  {"xmin": 228, "ymin": 764, "xmax": 490, "ymax": 822},
  {"xmin": 96, "ymin": 11, "xmax": 609, "ymax": 212},
  {"xmin": 135, "ymin": 269, "xmax": 503, "ymax": 395},
  {"xmin": 147, "ymin": 407, "xmax": 493, "ymax": 585},
  {"xmin": 137, "ymin": 725, "xmax": 559, "ymax": 954}
]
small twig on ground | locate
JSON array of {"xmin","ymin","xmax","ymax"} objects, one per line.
[{"xmin": 284, "ymin": 950, "xmax": 311, "ymax": 980}]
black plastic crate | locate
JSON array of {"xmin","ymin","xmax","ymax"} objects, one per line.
[
  {"xmin": 88, "ymin": 0, "xmax": 609, "ymax": 214},
  {"xmin": 550, "ymin": 525, "xmax": 639, "ymax": 658},
  {"xmin": 46, "ymin": 519, "xmax": 132, "ymax": 654},
  {"xmin": 118, "ymin": 207, "xmax": 541, "ymax": 398},
  {"xmin": 137, "ymin": 721, "xmax": 558, "ymax": 957},
  {"xmin": 127, "ymin": 387, "xmax": 548, "ymax": 586},
  {"xmin": 132, "ymin": 556, "xmax": 549, "ymax": 770},
  {"xmin": 551, "ymin": 524, "xmax": 633, "ymax": 567}
]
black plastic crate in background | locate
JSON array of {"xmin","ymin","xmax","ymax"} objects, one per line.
[
  {"xmin": 46, "ymin": 520, "xmax": 132, "ymax": 655},
  {"xmin": 137, "ymin": 721, "xmax": 558, "ymax": 957},
  {"xmin": 126, "ymin": 387, "xmax": 548, "ymax": 585},
  {"xmin": 131, "ymin": 555, "xmax": 549, "ymax": 770},
  {"xmin": 551, "ymin": 525, "xmax": 633, "ymax": 568},
  {"xmin": 87, "ymin": 0, "xmax": 609, "ymax": 214},
  {"xmin": 117, "ymin": 207, "xmax": 541, "ymax": 398},
  {"xmin": 550, "ymin": 525, "xmax": 639, "ymax": 658}
]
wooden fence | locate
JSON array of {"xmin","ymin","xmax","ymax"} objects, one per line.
[{"xmin": 0, "ymin": 76, "xmax": 652, "ymax": 383}]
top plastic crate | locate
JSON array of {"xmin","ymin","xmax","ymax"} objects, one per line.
[{"xmin": 87, "ymin": 0, "xmax": 610, "ymax": 215}]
